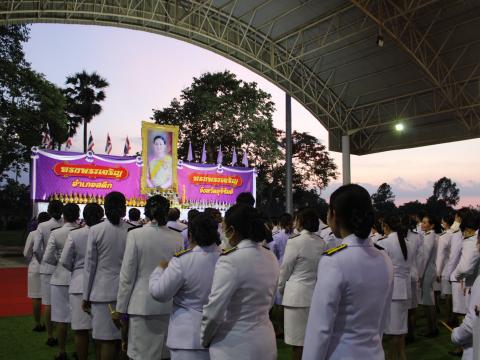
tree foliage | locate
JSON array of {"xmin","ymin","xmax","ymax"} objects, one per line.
[
  {"xmin": 64, "ymin": 70, "xmax": 109, "ymax": 152},
  {"xmin": 0, "ymin": 178, "xmax": 30, "ymax": 230},
  {"xmin": 428, "ymin": 177, "xmax": 460, "ymax": 206},
  {"xmin": 0, "ymin": 25, "xmax": 68, "ymax": 176},
  {"xmin": 152, "ymin": 71, "xmax": 338, "ymax": 213},
  {"xmin": 371, "ymin": 183, "xmax": 397, "ymax": 214}
]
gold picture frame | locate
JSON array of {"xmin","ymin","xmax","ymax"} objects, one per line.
[{"xmin": 141, "ymin": 121, "xmax": 179, "ymax": 195}]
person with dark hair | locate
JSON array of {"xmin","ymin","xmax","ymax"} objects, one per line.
[
  {"xmin": 82, "ymin": 191, "xmax": 130, "ymax": 360},
  {"xmin": 128, "ymin": 208, "xmax": 142, "ymax": 226},
  {"xmin": 200, "ymin": 203, "xmax": 279, "ymax": 360},
  {"xmin": 147, "ymin": 134, "xmax": 173, "ymax": 188},
  {"xmin": 204, "ymin": 208, "xmax": 227, "ymax": 249},
  {"xmin": 116, "ymin": 195, "xmax": 183, "ymax": 360},
  {"xmin": 446, "ymin": 207, "xmax": 471, "ymax": 322},
  {"xmin": 23, "ymin": 212, "xmax": 51, "ymax": 332},
  {"xmin": 451, "ymin": 210, "xmax": 480, "ymax": 313},
  {"xmin": 418, "ymin": 214, "xmax": 440, "ymax": 337},
  {"xmin": 370, "ymin": 215, "xmax": 385, "ymax": 244},
  {"xmin": 380, "ymin": 213, "xmax": 411, "ymax": 360},
  {"xmin": 278, "ymin": 208, "xmax": 325, "ymax": 360},
  {"xmin": 436, "ymin": 213, "xmax": 455, "ymax": 322},
  {"xmin": 271, "ymin": 213, "xmax": 294, "ymax": 264},
  {"xmin": 43, "ymin": 203, "xmax": 80, "ymax": 360},
  {"xmin": 60, "ymin": 203, "xmax": 104, "ymax": 360},
  {"xmin": 181, "ymin": 209, "xmax": 200, "ymax": 249},
  {"xmin": 149, "ymin": 213, "xmax": 221, "ymax": 359},
  {"xmin": 235, "ymin": 191, "xmax": 255, "ymax": 207},
  {"xmin": 33, "ymin": 200, "xmax": 64, "ymax": 346},
  {"xmin": 167, "ymin": 207, "xmax": 187, "ymax": 232},
  {"xmin": 303, "ymin": 184, "xmax": 394, "ymax": 360}
]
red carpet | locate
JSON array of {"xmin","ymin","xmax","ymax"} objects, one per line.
[{"xmin": 0, "ymin": 268, "xmax": 32, "ymax": 317}]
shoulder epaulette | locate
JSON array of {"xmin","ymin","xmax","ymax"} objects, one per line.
[
  {"xmin": 425, "ymin": 231, "xmax": 431, "ymax": 235},
  {"xmin": 378, "ymin": 236, "xmax": 387, "ymax": 241},
  {"xmin": 312, "ymin": 233, "xmax": 322, "ymax": 238},
  {"xmin": 70, "ymin": 226, "xmax": 83, "ymax": 231},
  {"xmin": 272, "ymin": 231, "xmax": 280, "ymax": 236},
  {"xmin": 262, "ymin": 245, "xmax": 270, "ymax": 250},
  {"xmin": 412, "ymin": 229, "xmax": 418, "ymax": 234},
  {"xmin": 321, "ymin": 225, "xmax": 329, "ymax": 230},
  {"xmin": 323, "ymin": 244, "xmax": 348, "ymax": 256},
  {"xmin": 174, "ymin": 248, "xmax": 193, "ymax": 257},
  {"xmin": 168, "ymin": 226, "xmax": 182, "ymax": 233},
  {"xmin": 453, "ymin": 229, "xmax": 460, "ymax": 233},
  {"xmin": 221, "ymin": 246, "xmax": 238, "ymax": 256},
  {"xmin": 51, "ymin": 226, "xmax": 62, "ymax": 231},
  {"xmin": 374, "ymin": 243, "xmax": 384, "ymax": 250},
  {"xmin": 128, "ymin": 225, "xmax": 143, "ymax": 232},
  {"xmin": 289, "ymin": 233, "xmax": 300, "ymax": 239}
]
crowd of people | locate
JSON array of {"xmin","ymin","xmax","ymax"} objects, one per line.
[{"xmin": 21, "ymin": 185, "xmax": 480, "ymax": 360}]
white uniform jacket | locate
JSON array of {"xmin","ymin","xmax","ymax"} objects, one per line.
[
  {"xmin": 419, "ymin": 231, "xmax": 437, "ymax": 281},
  {"xmin": 149, "ymin": 244, "xmax": 221, "ymax": 350},
  {"xmin": 200, "ymin": 239, "xmax": 280, "ymax": 360},
  {"xmin": 406, "ymin": 230, "xmax": 422, "ymax": 282},
  {"xmin": 60, "ymin": 226, "xmax": 90, "ymax": 294},
  {"xmin": 381, "ymin": 232, "xmax": 411, "ymax": 301},
  {"xmin": 278, "ymin": 229, "xmax": 326, "ymax": 307},
  {"xmin": 83, "ymin": 219, "xmax": 130, "ymax": 302},
  {"xmin": 43, "ymin": 223, "xmax": 78, "ymax": 286},
  {"xmin": 33, "ymin": 218, "xmax": 63, "ymax": 274},
  {"xmin": 452, "ymin": 234, "xmax": 480, "ymax": 288},
  {"xmin": 116, "ymin": 224, "xmax": 183, "ymax": 315},
  {"xmin": 167, "ymin": 220, "xmax": 188, "ymax": 232},
  {"xmin": 24, "ymin": 230, "xmax": 40, "ymax": 274},
  {"xmin": 302, "ymin": 234, "xmax": 394, "ymax": 360},
  {"xmin": 452, "ymin": 275, "xmax": 480, "ymax": 359},
  {"xmin": 270, "ymin": 229, "xmax": 290, "ymax": 264},
  {"xmin": 436, "ymin": 230, "xmax": 453, "ymax": 278},
  {"xmin": 448, "ymin": 230, "xmax": 464, "ymax": 282}
]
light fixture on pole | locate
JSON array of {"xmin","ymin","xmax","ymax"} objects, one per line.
[{"xmin": 395, "ymin": 123, "xmax": 404, "ymax": 132}]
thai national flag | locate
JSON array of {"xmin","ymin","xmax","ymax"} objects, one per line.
[
  {"xmin": 105, "ymin": 133, "xmax": 112, "ymax": 154},
  {"xmin": 87, "ymin": 131, "xmax": 94, "ymax": 152},
  {"xmin": 124, "ymin": 136, "xmax": 131, "ymax": 156}
]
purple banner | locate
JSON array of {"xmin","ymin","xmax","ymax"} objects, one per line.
[
  {"xmin": 177, "ymin": 162, "xmax": 255, "ymax": 205},
  {"xmin": 31, "ymin": 149, "xmax": 143, "ymax": 202}
]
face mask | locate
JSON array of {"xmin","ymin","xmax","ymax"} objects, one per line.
[{"xmin": 451, "ymin": 221, "xmax": 460, "ymax": 232}]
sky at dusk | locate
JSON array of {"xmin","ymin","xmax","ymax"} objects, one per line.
[{"xmin": 22, "ymin": 24, "xmax": 480, "ymax": 207}]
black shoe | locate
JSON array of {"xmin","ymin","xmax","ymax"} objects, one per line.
[
  {"xmin": 46, "ymin": 338, "xmax": 58, "ymax": 347},
  {"xmin": 448, "ymin": 350, "xmax": 463, "ymax": 357},
  {"xmin": 32, "ymin": 324, "xmax": 46, "ymax": 332},
  {"xmin": 54, "ymin": 353, "xmax": 68, "ymax": 360}
]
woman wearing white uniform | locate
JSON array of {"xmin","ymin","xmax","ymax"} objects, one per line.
[
  {"xmin": 149, "ymin": 212, "xmax": 221, "ymax": 360},
  {"xmin": 419, "ymin": 214, "xmax": 440, "ymax": 337},
  {"xmin": 200, "ymin": 204, "xmax": 280, "ymax": 360},
  {"xmin": 303, "ymin": 184, "xmax": 394, "ymax": 360},
  {"xmin": 116, "ymin": 195, "xmax": 183, "ymax": 360},
  {"xmin": 278, "ymin": 208, "xmax": 325, "ymax": 360},
  {"xmin": 437, "ymin": 213, "xmax": 455, "ymax": 321},
  {"xmin": 60, "ymin": 203, "xmax": 104, "ymax": 360},
  {"xmin": 23, "ymin": 212, "xmax": 50, "ymax": 332},
  {"xmin": 271, "ymin": 213, "xmax": 294, "ymax": 265},
  {"xmin": 381, "ymin": 214, "xmax": 411, "ymax": 360},
  {"xmin": 82, "ymin": 191, "xmax": 130, "ymax": 360}
]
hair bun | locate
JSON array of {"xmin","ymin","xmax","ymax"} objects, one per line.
[{"xmin": 351, "ymin": 209, "xmax": 374, "ymax": 239}]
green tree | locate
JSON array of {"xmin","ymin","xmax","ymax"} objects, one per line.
[
  {"xmin": 428, "ymin": 177, "xmax": 460, "ymax": 206},
  {"xmin": 0, "ymin": 25, "xmax": 68, "ymax": 176},
  {"xmin": 371, "ymin": 183, "xmax": 397, "ymax": 213},
  {"xmin": 0, "ymin": 178, "xmax": 30, "ymax": 230},
  {"xmin": 64, "ymin": 70, "xmax": 109, "ymax": 152}
]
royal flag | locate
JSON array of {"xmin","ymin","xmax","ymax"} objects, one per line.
[
  {"xmin": 42, "ymin": 124, "xmax": 52, "ymax": 149},
  {"xmin": 242, "ymin": 150, "xmax": 248, "ymax": 167},
  {"xmin": 124, "ymin": 136, "xmax": 131, "ymax": 156},
  {"xmin": 105, "ymin": 133, "xmax": 112, "ymax": 154},
  {"xmin": 87, "ymin": 131, "xmax": 94, "ymax": 152},
  {"xmin": 187, "ymin": 142, "xmax": 193, "ymax": 162},
  {"xmin": 231, "ymin": 146, "xmax": 237, "ymax": 166},
  {"xmin": 201, "ymin": 143, "xmax": 207, "ymax": 163},
  {"xmin": 65, "ymin": 137, "xmax": 73, "ymax": 149},
  {"xmin": 217, "ymin": 145, "xmax": 223, "ymax": 165}
]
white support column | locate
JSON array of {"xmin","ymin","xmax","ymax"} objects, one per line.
[
  {"xmin": 285, "ymin": 94, "xmax": 293, "ymax": 214},
  {"xmin": 342, "ymin": 135, "xmax": 351, "ymax": 185}
]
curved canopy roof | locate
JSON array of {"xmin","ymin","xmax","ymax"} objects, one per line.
[{"xmin": 1, "ymin": 0, "xmax": 479, "ymax": 154}]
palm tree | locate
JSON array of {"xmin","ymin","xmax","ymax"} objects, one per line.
[{"xmin": 64, "ymin": 71, "xmax": 109, "ymax": 152}]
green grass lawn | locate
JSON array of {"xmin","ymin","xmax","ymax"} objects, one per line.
[{"xmin": 0, "ymin": 310, "xmax": 457, "ymax": 360}]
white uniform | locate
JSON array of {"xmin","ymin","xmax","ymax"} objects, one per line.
[
  {"xmin": 303, "ymin": 234, "xmax": 394, "ymax": 360},
  {"xmin": 167, "ymin": 220, "xmax": 188, "ymax": 232},
  {"xmin": 60, "ymin": 226, "xmax": 92, "ymax": 330},
  {"xmin": 270, "ymin": 229, "xmax": 290, "ymax": 265},
  {"xmin": 448, "ymin": 230, "xmax": 467, "ymax": 314},
  {"xmin": 370, "ymin": 233, "xmax": 384, "ymax": 244},
  {"xmin": 452, "ymin": 234, "xmax": 480, "ymax": 309},
  {"xmin": 318, "ymin": 224, "xmax": 342, "ymax": 250},
  {"xmin": 452, "ymin": 275, "xmax": 480, "ymax": 360},
  {"xmin": 436, "ymin": 230, "xmax": 453, "ymax": 295},
  {"xmin": 43, "ymin": 223, "xmax": 78, "ymax": 323},
  {"xmin": 83, "ymin": 219, "xmax": 130, "ymax": 340},
  {"xmin": 419, "ymin": 231, "xmax": 437, "ymax": 306},
  {"xmin": 116, "ymin": 224, "xmax": 182, "ymax": 360},
  {"xmin": 381, "ymin": 232, "xmax": 411, "ymax": 335},
  {"xmin": 200, "ymin": 239, "xmax": 280, "ymax": 360},
  {"xmin": 32, "ymin": 217, "xmax": 63, "ymax": 305},
  {"xmin": 406, "ymin": 230, "xmax": 422, "ymax": 309},
  {"xmin": 23, "ymin": 230, "xmax": 41, "ymax": 298},
  {"xmin": 149, "ymin": 244, "xmax": 221, "ymax": 360},
  {"xmin": 278, "ymin": 230, "xmax": 326, "ymax": 346}
]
